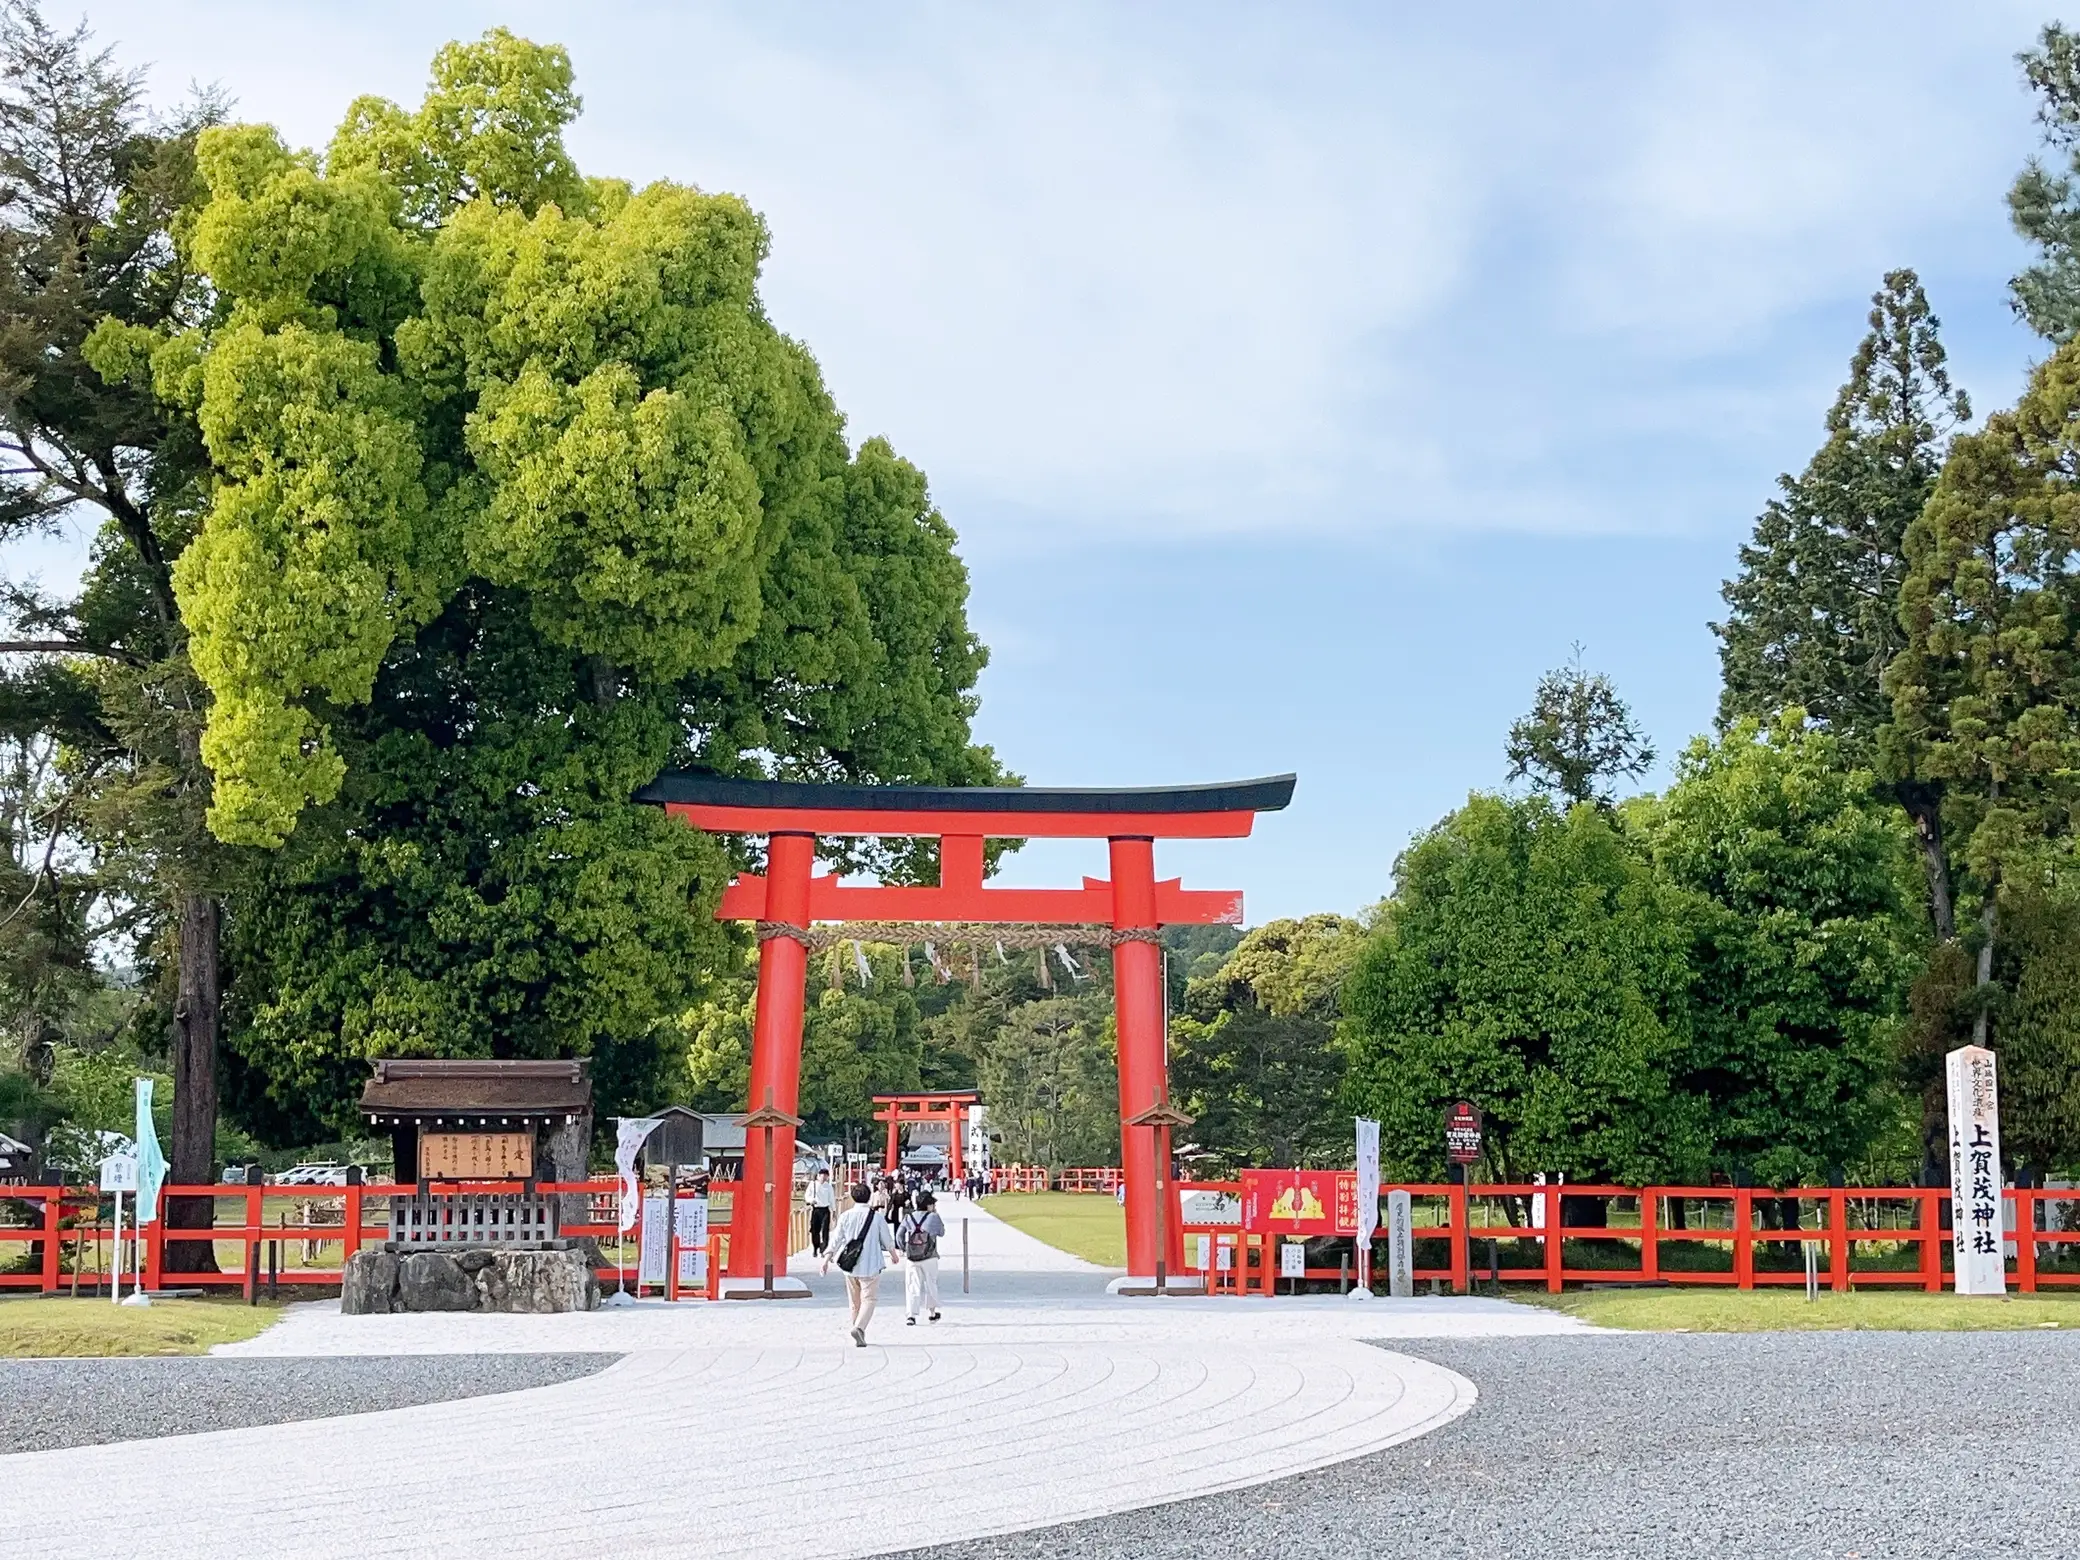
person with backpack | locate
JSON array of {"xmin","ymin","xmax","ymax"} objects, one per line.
[
  {"xmin": 897, "ymin": 1189, "xmax": 946, "ymax": 1325},
  {"xmin": 822, "ymin": 1183, "xmax": 895, "ymax": 1346}
]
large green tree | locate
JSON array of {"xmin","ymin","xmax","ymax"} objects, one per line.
[
  {"xmin": 1172, "ymin": 914, "xmax": 1363, "ymax": 1171},
  {"xmin": 93, "ymin": 31, "xmax": 996, "ymax": 1138},
  {"xmin": 1341, "ymin": 794, "xmax": 1708, "ymax": 1184},
  {"xmin": 1716, "ymin": 269, "xmax": 1969, "ymax": 937},
  {"xmin": 1648, "ymin": 715, "xmax": 1919, "ymax": 1185}
]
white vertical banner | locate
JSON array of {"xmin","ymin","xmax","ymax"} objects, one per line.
[
  {"xmin": 1354, "ymin": 1118, "xmax": 1380, "ymax": 1291},
  {"xmin": 1946, "ymin": 1045, "xmax": 2006, "ymax": 1296},
  {"xmin": 1386, "ymin": 1189, "xmax": 1414, "ymax": 1298},
  {"xmin": 614, "ymin": 1117, "xmax": 662, "ymax": 1234}
]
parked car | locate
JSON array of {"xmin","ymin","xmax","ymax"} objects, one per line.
[{"xmin": 271, "ymin": 1162, "xmax": 350, "ymax": 1186}]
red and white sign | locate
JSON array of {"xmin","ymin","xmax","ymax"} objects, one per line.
[
  {"xmin": 1444, "ymin": 1102, "xmax": 1484, "ymax": 1165},
  {"xmin": 1242, "ymin": 1169, "xmax": 1358, "ymax": 1237}
]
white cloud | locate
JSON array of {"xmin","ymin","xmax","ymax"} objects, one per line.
[{"xmin": 61, "ymin": 1, "xmax": 2074, "ymax": 549}]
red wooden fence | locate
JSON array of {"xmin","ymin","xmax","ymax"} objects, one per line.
[{"xmin": 6, "ymin": 1178, "xmax": 2074, "ymax": 1296}]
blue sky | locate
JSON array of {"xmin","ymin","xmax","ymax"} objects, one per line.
[{"xmin": 52, "ymin": 1, "xmax": 2080, "ymax": 919}]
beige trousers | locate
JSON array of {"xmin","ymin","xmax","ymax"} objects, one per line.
[{"xmin": 842, "ymin": 1272, "xmax": 881, "ymax": 1333}]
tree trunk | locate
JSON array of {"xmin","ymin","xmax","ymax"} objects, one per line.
[
  {"xmin": 1971, "ymin": 895, "xmax": 1996, "ymax": 1049},
  {"xmin": 1896, "ymin": 785, "xmax": 1955, "ymax": 941},
  {"xmin": 165, "ymin": 891, "xmax": 221, "ymax": 1273}
]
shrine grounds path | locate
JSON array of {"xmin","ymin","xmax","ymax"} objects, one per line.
[
  {"xmin": 1, "ymin": 1199, "xmax": 1577, "ymax": 1560},
  {"xmin": 17, "ymin": 1202, "xmax": 2067, "ymax": 1559}
]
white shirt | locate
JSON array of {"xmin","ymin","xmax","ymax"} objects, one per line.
[
  {"xmin": 807, "ymin": 1179, "xmax": 834, "ymax": 1209},
  {"xmin": 824, "ymin": 1204, "xmax": 896, "ymax": 1278}
]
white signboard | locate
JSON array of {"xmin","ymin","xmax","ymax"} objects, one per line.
[
  {"xmin": 99, "ymin": 1153, "xmax": 138, "ymax": 1193},
  {"xmin": 674, "ymin": 1196, "xmax": 710, "ymax": 1284},
  {"xmin": 639, "ymin": 1193, "xmax": 670, "ymax": 1284},
  {"xmin": 1279, "ymin": 1240, "xmax": 1306, "ymax": 1279},
  {"xmin": 1178, "ymin": 1188, "xmax": 1240, "ymax": 1226},
  {"xmin": 1194, "ymin": 1234, "xmax": 1211, "ymax": 1271},
  {"xmin": 1947, "ymin": 1045, "xmax": 2006, "ymax": 1296},
  {"xmin": 1386, "ymin": 1188, "xmax": 1414, "ymax": 1298}
]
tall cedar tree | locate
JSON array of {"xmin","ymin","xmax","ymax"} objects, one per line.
[
  {"xmin": 0, "ymin": 5, "xmax": 227, "ymax": 1262},
  {"xmin": 1885, "ymin": 339, "xmax": 2080, "ymax": 1056},
  {"xmin": 1503, "ymin": 648, "xmax": 1654, "ymax": 807},
  {"xmin": 2008, "ymin": 23, "xmax": 2080, "ymax": 342},
  {"xmin": 1716, "ymin": 270, "xmax": 1970, "ymax": 937}
]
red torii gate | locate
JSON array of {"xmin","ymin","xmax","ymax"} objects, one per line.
[
  {"xmin": 874, "ymin": 1091, "xmax": 978, "ymax": 1180},
  {"xmin": 637, "ymin": 770, "xmax": 1294, "ymax": 1286}
]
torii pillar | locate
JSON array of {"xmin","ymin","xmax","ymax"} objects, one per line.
[{"xmin": 1109, "ymin": 836, "xmax": 1174, "ymax": 1278}]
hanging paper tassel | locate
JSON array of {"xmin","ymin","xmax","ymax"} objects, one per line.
[
  {"xmin": 1054, "ymin": 942, "xmax": 1086, "ymax": 981},
  {"xmin": 853, "ymin": 940, "xmax": 872, "ymax": 987},
  {"xmin": 995, "ymin": 940, "xmax": 1009, "ymax": 964},
  {"xmin": 925, "ymin": 940, "xmax": 951, "ymax": 983}
]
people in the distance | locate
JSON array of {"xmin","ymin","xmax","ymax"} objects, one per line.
[
  {"xmin": 806, "ymin": 1168, "xmax": 834, "ymax": 1256},
  {"xmin": 898, "ymin": 1189, "xmax": 946, "ymax": 1325},
  {"xmin": 822, "ymin": 1182, "xmax": 895, "ymax": 1347}
]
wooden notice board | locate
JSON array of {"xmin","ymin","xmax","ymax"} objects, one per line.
[{"xmin": 420, "ymin": 1131, "xmax": 534, "ymax": 1180}]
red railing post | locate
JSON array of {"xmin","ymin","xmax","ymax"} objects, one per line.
[
  {"xmin": 1544, "ymin": 1181, "xmax": 1563, "ymax": 1293},
  {"xmin": 1829, "ymin": 1188, "xmax": 1849, "ymax": 1293},
  {"xmin": 1733, "ymin": 1187, "xmax": 1753, "ymax": 1290},
  {"xmin": 143, "ymin": 1205, "xmax": 163, "ymax": 1294},
  {"xmin": 1921, "ymin": 1188, "xmax": 1942, "ymax": 1293},
  {"xmin": 1641, "ymin": 1189, "xmax": 1659, "ymax": 1284},
  {"xmin": 1449, "ymin": 1181, "xmax": 1469, "ymax": 1294},
  {"xmin": 40, "ymin": 1187, "xmax": 63, "ymax": 1293},
  {"xmin": 2015, "ymin": 1187, "xmax": 2036, "ymax": 1295},
  {"xmin": 343, "ymin": 1183, "xmax": 363, "ymax": 1265},
  {"xmin": 245, "ymin": 1185, "xmax": 262, "ymax": 1302}
]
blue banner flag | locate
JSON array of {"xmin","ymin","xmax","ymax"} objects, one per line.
[{"xmin": 134, "ymin": 1078, "xmax": 168, "ymax": 1225}]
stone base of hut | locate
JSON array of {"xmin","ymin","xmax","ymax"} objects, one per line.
[{"xmin": 342, "ymin": 1246, "xmax": 599, "ymax": 1315}]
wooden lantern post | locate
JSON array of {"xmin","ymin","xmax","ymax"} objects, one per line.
[
  {"xmin": 1125, "ymin": 1097, "xmax": 1194, "ymax": 1296},
  {"xmin": 733, "ymin": 1093, "xmax": 806, "ymax": 1300}
]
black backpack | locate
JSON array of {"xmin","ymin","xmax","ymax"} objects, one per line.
[{"xmin": 903, "ymin": 1212, "xmax": 936, "ymax": 1262}]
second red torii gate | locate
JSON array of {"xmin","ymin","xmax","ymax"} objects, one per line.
[
  {"xmin": 873, "ymin": 1091, "xmax": 978, "ymax": 1180},
  {"xmin": 636, "ymin": 770, "xmax": 1295, "ymax": 1287}
]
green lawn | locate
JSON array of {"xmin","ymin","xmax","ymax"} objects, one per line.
[
  {"xmin": 1528, "ymin": 1286, "xmax": 2080, "ymax": 1332},
  {"xmin": 983, "ymin": 1191, "xmax": 1126, "ymax": 1268},
  {"xmin": 0, "ymin": 1297, "xmax": 286, "ymax": 1357}
]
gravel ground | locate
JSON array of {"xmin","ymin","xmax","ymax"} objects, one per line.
[
  {"xmin": 892, "ymin": 1332, "xmax": 2080, "ymax": 1560},
  {"xmin": 0, "ymin": 1353, "xmax": 619, "ymax": 1454}
]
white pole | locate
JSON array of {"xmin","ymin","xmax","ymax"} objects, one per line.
[{"xmin": 110, "ymin": 1188, "xmax": 122, "ymax": 1305}]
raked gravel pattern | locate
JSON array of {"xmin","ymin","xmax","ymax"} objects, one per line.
[
  {"xmin": 887, "ymin": 1331, "xmax": 2080, "ymax": 1560},
  {"xmin": 0, "ymin": 1353, "xmax": 617, "ymax": 1453},
  {"xmin": 0, "ymin": 1202, "xmax": 1517, "ymax": 1560}
]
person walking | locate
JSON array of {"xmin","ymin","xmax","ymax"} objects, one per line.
[
  {"xmin": 822, "ymin": 1183, "xmax": 895, "ymax": 1346},
  {"xmin": 898, "ymin": 1190, "xmax": 946, "ymax": 1325},
  {"xmin": 806, "ymin": 1168, "xmax": 835, "ymax": 1256}
]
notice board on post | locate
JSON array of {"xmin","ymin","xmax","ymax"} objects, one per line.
[
  {"xmin": 1241, "ymin": 1169, "xmax": 1358, "ymax": 1237},
  {"xmin": 420, "ymin": 1131, "xmax": 534, "ymax": 1180}
]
